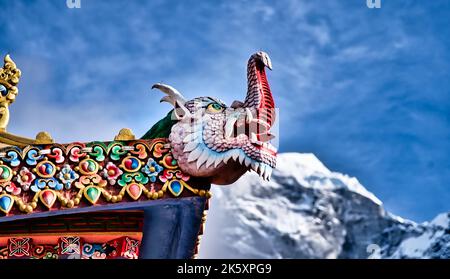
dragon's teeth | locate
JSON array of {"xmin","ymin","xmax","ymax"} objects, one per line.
[
  {"xmin": 205, "ymin": 154, "xmax": 216, "ymax": 168},
  {"xmin": 261, "ymin": 164, "xmax": 266, "ymax": 179},
  {"xmin": 238, "ymin": 153, "xmax": 245, "ymax": 164},
  {"xmin": 214, "ymin": 156, "xmax": 223, "ymax": 168},
  {"xmin": 246, "ymin": 160, "xmax": 272, "ymax": 180},
  {"xmin": 262, "ymin": 165, "xmax": 267, "ymax": 178},
  {"xmin": 244, "ymin": 157, "xmax": 251, "ymax": 167},
  {"xmin": 250, "ymin": 132, "xmax": 258, "ymax": 142},
  {"xmin": 264, "ymin": 167, "xmax": 271, "ymax": 181},
  {"xmin": 245, "ymin": 108, "xmax": 253, "ymax": 124},
  {"xmin": 256, "ymin": 164, "xmax": 262, "ymax": 176},
  {"xmin": 224, "ymin": 117, "xmax": 237, "ymax": 139},
  {"xmin": 232, "ymin": 151, "xmax": 240, "ymax": 161},
  {"xmin": 251, "ymin": 161, "xmax": 258, "ymax": 172},
  {"xmin": 266, "ymin": 167, "xmax": 272, "ymax": 180},
  {"xmin": 223, "ymin": 152, "xmax": 233, "ymax": 164}
]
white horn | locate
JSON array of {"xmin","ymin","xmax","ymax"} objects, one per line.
[{"xmin": 151, "ymin": 83, "xmax": 186, "ymax": 106}]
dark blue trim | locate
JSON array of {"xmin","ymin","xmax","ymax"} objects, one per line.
[{"xmin": 139, "ymin": 197, "xmax": 207, "ymax": 259}]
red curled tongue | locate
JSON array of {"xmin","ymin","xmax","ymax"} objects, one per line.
[
  {"xmin": 243, "ymin": 52, "xmax": 276, "ymax": 141},
  {"xmin": 255, "ymin": 64, "xmax": 275, "ymax": 128}
]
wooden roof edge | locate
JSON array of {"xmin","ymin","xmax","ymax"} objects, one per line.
[{"xmin": 0, "ymin": 131, "xmax": 39, "ymax": 147}]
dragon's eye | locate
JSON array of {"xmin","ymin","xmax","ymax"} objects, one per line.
[
  {"xmin": 0, "ymin": 85, "xmax": 7, "ymax": 97},
  {"xmin": 207, "ymin": 103, "xmax": 224, "ymax": 113}
]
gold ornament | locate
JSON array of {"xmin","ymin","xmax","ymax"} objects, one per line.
[
  {"xmin": 35, "ymin": 131, "xmax": 54, "ymax": 144},
  {"xmin": 114, "ymin": 128, "xmax": 136, "ymax": 141},
  {"xmin": 0, "ymin": 55, "xmax": 21, "ymax": 131}
]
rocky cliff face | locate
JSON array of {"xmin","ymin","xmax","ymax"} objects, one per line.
[{"xmin": 199, "ymin": 153, "xmax": 449, "ymax": 259}]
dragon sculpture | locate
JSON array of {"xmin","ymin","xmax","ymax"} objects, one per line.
[
  {"xmin": 0, "ymin": 51, "xmax": 277, "ymax": 259},
  {"xmin": 143, "ymin": 51, "xmax": 277, "ymax": 184}
]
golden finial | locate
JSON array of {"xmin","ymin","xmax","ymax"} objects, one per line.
[
  {"xmin": 114, "ymin": 128, "xmax": 136, "ymax": 141},
  {"xmin": 0, "ymin": 54, "xmax": 22, "ymax": 131},
  {"xmin": 35, "ymin": 131, "xmax": 54, "ymax": 144}
]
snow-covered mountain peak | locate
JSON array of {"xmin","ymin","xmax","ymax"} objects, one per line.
[
  {"xmin": 430, "ymin": 213, "xmax": 450, "ymax": 228},
  {"xmin": 200, "ymin": 152, "xmax": 449, "ymax": 259},
  {"xmin": 274, "ymin": 153, "xmax": 382, "ymax": 205},
  {"xmin": 277, "ymin": 153, "xmax": 331, "ymax": 175}
]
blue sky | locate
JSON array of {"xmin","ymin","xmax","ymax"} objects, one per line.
[{"xmin": 0, "ymin": 0, "xmax": 448, "ymax": 222}]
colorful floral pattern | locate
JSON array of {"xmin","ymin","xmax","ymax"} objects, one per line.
[
  {"xmin": 5, "ymin": 182, "xmax": 21, "ymax": 195},
  {"xmin": 31, "ymin": 178, "xmax": 63, "ymax": 193},
  {"xmin": 142, "ymin": 158, "xmax": 163, "ymax": 182},
  {"xmin": 15, "ymin": 167, "xmax": 35, "ymax": 191},
  {"xmin": 57, "ymin": 164, "xmax": 79, "ymax": 189},
  {"xmin": 59, "ymin": 237, "xmax": 81, "ymax": 259},
  {"xmin": 1, "ymin": 236, "xmax": 140, "ymax": 259},
  {"xmin": 0, "ymin": 139, "xmax": 208, "ymax": 216},
  {"xmin": 159, "ymin": 169, "xmax": 190, "ymax": 183},
  {"xmin": 101, "ymin": 162, "xmax": 123, "ymax": 185}
]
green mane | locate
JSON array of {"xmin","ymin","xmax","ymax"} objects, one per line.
[{"xmin": 141, "ymin": 110, "xmax": 177, "ymax": 139}]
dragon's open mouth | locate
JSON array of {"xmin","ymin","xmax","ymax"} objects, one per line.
[
  {"xmin": 226, "ymin": 109, "xmax": 274, "ymax": 142},
  {"xmin": 251, "ymin": 141, "xmax": 277, "ymax": 156},
  {"xmin": 220, "ymin": 113, "xmax": 276, "ymax": 180},
  {"xmin": 225, "ymin": 110, "xmax": 277, "ymax": 151}
]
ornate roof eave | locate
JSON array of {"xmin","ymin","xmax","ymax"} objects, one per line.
[
  {"xmin": 0, "ymin": 54, "xmax": 232, "ymax": 259},
  {"xmin": 0, "ymin": 131, "xmax": 53, "ymax": 148},
  {"xmin": 0, "ymin": 131, "xmax": 36, "ymax": 148},
  {"xmin": 0, "ymin": 137, "xmax": 212, "ymax": 220},
  {"xmin": 0, "ymin": 54, "xmax": 212, "ymax": 221}
]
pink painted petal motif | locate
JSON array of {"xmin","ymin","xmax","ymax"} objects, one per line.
[
  {"xmin": 6, "ymin": 182, "xmax": 21, "ymax": 195},
  {"xmin": 159, "ymin": 169, "xmax": 174, "ymax": 183},
  {"xmin": 69, "ymin": 146, "xmax": 86, "ymax": 162},
  {"xmin": 175, "ymin": 171, "xmax": 190, "ymax": 182},
  {"xmin": 14, "ymin": 167, "xmax": 36, "ymax": 192},
  {"xmin": 48, "ymin": 148, "xmax": 65, "ymax": 163},
  {"xmin": 101, "ymin": 162, "xmax": 123, "ymax": 185}
]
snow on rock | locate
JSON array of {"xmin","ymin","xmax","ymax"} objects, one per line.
[
  {"xmin": 199, "ymin": 153, "xmax": 449, "ymax": 259},
  {"xmin": 391, "ymin": 230, "xmax": 445, "ymax": 259},
  {"xmin": 275, "ymin": 153, "xmax": 382, "ymax": 205},
  {"xmin": 430, "ymin": 213, "xmax": 450, "ymax": 228}
]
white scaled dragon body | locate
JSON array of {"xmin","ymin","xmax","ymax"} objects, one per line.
[{"xmin": 151, "ymin": 52, "xmax": 277, "ymax": 185}]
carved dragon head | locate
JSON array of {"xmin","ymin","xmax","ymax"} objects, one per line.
[{"xmin": 144, "ymin": 52, "xmax": 277, "ymax": 185}]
